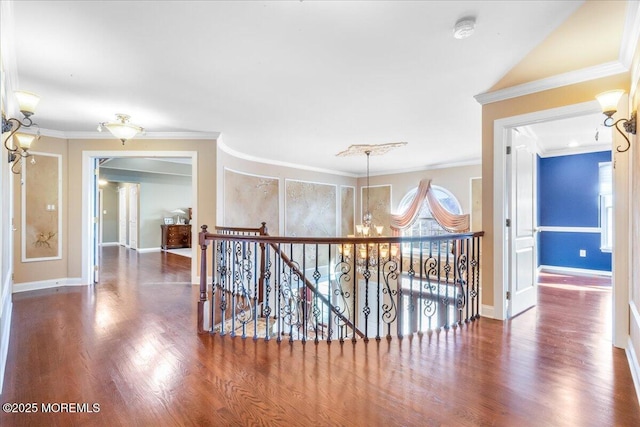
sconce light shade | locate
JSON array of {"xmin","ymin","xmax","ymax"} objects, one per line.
[
  {"xmin": 596, "ymin": 90, "xmax": 625, "ymax": 117},
  {"xmin": 14, "ymin": 132, "xmax": 36, "ymax": 150},
  {"xmin": 14, "ymin": 90, "xmax": 41, "ymax": 117},
  {"xmin": 2, "ymin": 89, "xmax": 41, "ymax": 174},
  {"xmin": 595, "ymin": 89, "xmax": 636, "ymax": 153}
]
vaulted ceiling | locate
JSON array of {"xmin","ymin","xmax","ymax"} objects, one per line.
[{"xmin": 2, "ymin": 1, "xmax": 631, "ymax": 175}]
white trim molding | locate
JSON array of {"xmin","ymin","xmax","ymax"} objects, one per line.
[
  {"xmin": 0, "ymin": 272, "xmax": 13, "ymax": 395},
  {"xmin": 481, "ymin": 305, "xmax": 495, "ymax": 319},
  {"xmin": 31, "ymin": 128, "xmax": 220, "ymax": 141},
  {"xmin": 538, "ymin": 226, "xmax": 601, "ymax": 233},
  {"xmin": 475, "ymin": 61, "xmax": 627, "ymax": 105},
  {"xmin": 137, "ymin": 247, "xmax": 161, "ymax": 254},
  {"xmin": 627, "ymin": 301, "xmax": 640, "ymax": 406},
  {"xmin": 13, "ymin": 277, "xmax": 84, "ymax": 293},
  {"xmin": 217, "ymin": 138, "xmax": 358, "ymax": 178},
  {"xmin": 539, "ymin": 265, "xmax": 612, "ymax": 277},
  {"xmin": 537, "ymin": 144, "xmax": 612, "ymax": 159}
]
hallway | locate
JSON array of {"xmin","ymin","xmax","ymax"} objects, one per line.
[{"xmin": 1, "ymin": 247, "xmax": 639, "ymax": 426}]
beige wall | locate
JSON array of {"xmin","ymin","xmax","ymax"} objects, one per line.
[
  {"xmin": 219, "ymin": 148, "xmax": 480, "ymax": 238},
  {"xmin": 481, "ymin": 72, "xmax": 629, "ymax": 309},
  {"xmin": 365, "ymin": 164, "xmax": 481, "ymax": 215},
  {"xmin": 491, "ymin": 1, "xmax": 626, "ymax": 91},
  {"xmin": 13, "ymin": 137, "xmax": 216, "ymax": 284},
  {"xmin": 12, "ymin": 136, "xmax": 68, "ymax": 283},
  {"xmin": 217, "ymin": 147, "xmax": 357, "ymax": 235}
]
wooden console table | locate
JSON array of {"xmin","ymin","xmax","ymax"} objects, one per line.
[{"xmin": 161, "ymin": 224, "xmax": 192, "ymax": 249}]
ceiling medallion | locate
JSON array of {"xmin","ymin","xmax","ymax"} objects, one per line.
[{"xmin": 335, "ymin": 142, "xmax": 407, "ymax": 157}]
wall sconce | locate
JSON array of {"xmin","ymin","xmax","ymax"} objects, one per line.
[
  {"xmin": 2, "ymin": 90, "xmax": 40, "ymax": 174},
  {"xmin": 595, "ymin": 90, "xmax": 637, "ymax": 153},
  {"xmin": 97, "ymin": 114, "xmax": 144, "ymax": 145}
]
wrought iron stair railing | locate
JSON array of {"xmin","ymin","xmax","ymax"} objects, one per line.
[{"xmin": 198, "ymin": 223, "xmax": 483, "ymax": 342}]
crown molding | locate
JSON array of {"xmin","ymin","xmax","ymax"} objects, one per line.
[
  {"xmin": 620, "ymin": 0, "xmax": 640, "ymax": 69},
  {"xmin": 28, "ymin": 129, "xmax": 220, "ymax": 140},
  {"xmin": 537, "ymin": 143, "xmax": 612, "ymax": 158},
  {"xmin": 474, "ymin": 61, "xmax": 627, "ymax": 105},
  {"xmin": 367, "ymin": 157, "xmax": 481, "ymax": 178},
  {"xmin": 216, "ymin": 137, "xmax": 358, "ymax": 178}
]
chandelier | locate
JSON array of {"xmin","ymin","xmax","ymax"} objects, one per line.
[
  {"xmin": 97, "ymin": 114, "xmax": 144, "ymax": 144},
  {"xmin": 340, "ymin": 150, "xmax": 398, "ymax": 273}
]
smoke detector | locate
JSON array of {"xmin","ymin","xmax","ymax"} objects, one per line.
[{"xmin": 453, "ymin": 17, "xmax": 476, "ymax": 39}]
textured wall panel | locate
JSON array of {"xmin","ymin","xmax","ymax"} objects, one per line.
[{"xmin": 224, "ymin": 169, "xmax": 279, "ymax": 235}]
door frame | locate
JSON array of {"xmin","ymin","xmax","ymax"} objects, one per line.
[
  {"xmin": 493, "ymin": 99, "xmax": 629, "ymax": 347},
  {"xmin": 82, "ymin": 150, "xmax": 198, "ymax": 285}
]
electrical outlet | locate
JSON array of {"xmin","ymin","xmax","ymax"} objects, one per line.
[{"xmin": 579, "ymin": 249, "xmax": 586, "ymax": 257}]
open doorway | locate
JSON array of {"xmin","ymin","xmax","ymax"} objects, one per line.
[
  {"xmin": 522, "ymin": 113, "xmax": 613, "ymax": 316},
  {"xmin": 81, "ymin": 151, "xmax": 199, "ymax": 286},
  {"xmin": 493, "ymin": 100, "xmax": 629, "ymax": 347}
]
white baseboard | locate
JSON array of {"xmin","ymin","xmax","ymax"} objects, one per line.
[
  {"xmin": 0, "ymin": 273, "xmax": 13, "ymax": 395},
  {"xmin": 626, "ymin": 336, "xmax": 640, "ymax": 409},
  {"xmin": 99, "ymin": 242, "xmax": 119, "ymax": 247},
  {"xmin": 195, "ymin": 276, "xmax": 212, "ymax": 286},
  {"xmin": 13, "ymin": 277, "xmax": 85, "ymax": 293},
  {"xmin": 538, "ymin": 265, "xmax": 612, "ymax": 277},
  {"xmin": 481, "ymin": 304, "xmax": 495, "ymax": 319},
  {"xmin": 137, "ymin": 247, "xmax": 161, "ymax": 253}
]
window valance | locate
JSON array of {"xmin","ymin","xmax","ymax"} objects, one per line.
[{"xmin": 390, "ymin": 179, "xmax": 470, "ymax": 234}]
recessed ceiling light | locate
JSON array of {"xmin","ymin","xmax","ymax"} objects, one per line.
[{"xmin": 453, "ymin": 17, "xmax": 476, "ymax": 40}]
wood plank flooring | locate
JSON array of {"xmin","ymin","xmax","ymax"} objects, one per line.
[{"xmin": 1, "ymin": 247, "xmax": 639, "ymax": 426}]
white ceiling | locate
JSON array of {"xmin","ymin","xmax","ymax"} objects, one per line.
[
  {"xmin": 526, "ymin": 113, "xmax": 613, "ymax": 157},
  {"xmin": 7, "ymin": 0, "xmax": 597, "ymax": 175}
]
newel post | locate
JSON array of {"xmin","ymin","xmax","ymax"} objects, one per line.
[{"xmin": 198, "ymin": 224, "xmax": 211, "ymax": 334}]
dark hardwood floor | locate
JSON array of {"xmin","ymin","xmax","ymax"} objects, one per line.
[{"xmin": 1, "ymin": 247, "xmax": 639, "ymax": 426}]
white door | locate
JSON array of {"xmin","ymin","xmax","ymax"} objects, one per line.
[
  {"xmin": 129, "ymin": 184, "xmax": 139, "ymax": 250},
  {"xmin": 118, "ymin": 187, "xmax": 127, "ymax": 246},
  {"xmin": 508, "ymin": 130, "xmax": 537, "ymax": 316},
  {"xmin": 92, "ymin": 160, "xmax": 101, "ymax": 284}
]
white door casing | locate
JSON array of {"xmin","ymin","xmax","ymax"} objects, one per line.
[
  {"xmin": 129, "ymin": 184, "xmax": 138, "ymax": 250},
  {"xmin": 82, "ymin": 150, "xmax": 199, "ymax": 286},
  {"xmin": 118, "ymin": 187, "xmax": 127, "ymax": 246}
]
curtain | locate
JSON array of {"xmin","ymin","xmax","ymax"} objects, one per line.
[{"xmin": 390, "ymin": 179, "xmax": 470, "ymax": 234}]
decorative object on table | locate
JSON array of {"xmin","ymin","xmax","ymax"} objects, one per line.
[
  {"xmin": 171, "ymin": 209, "xmax": 186, "ymax": 225},
  {"xmin": 163, "ymin": 217, "xmax": 174, "ymax": 225}
]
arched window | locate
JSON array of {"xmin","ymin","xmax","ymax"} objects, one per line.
[{"xmin": 397, "ymin": 185, "xmax": 462, "ymax": 237}]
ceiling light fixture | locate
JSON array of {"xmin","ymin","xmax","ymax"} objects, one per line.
[
  {"xmin": 97, "ymin": 114, "xmax": 144, "ymax": 145},
  {"xmin": 595, "ymin": 90, "xmax": 636, "ymax": 153},
  {"xmin": 339, "ymin": 150, "xmax": 398, "ymax": 273},
  {"xmin": 1, "ymin": 90, "xmax": 41, "ymax": 174},
  {"xmin": 453, "ymin": 17, "xmax": 476, "ymax": 40}
]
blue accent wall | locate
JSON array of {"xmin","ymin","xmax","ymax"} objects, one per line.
[{"xmin": 537, "ymin": 151, "xmax": 611, "ymax": 272}]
